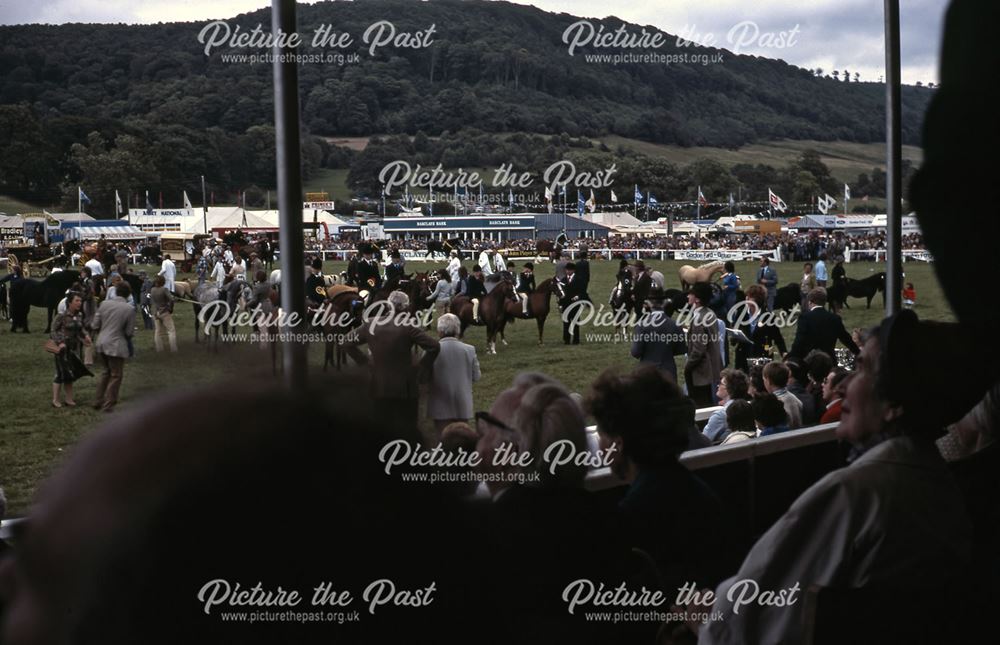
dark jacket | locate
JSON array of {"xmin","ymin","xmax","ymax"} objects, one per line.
[
  {"xmin": 465, "ymin": 275, "xmax": 487, "ymax": 299},
  {"xmin": 516, "ymin": 271, "xmax": 535, "ymax": 294},
  {"xmin": 558, "ymin": 273, "xmax": 588, "ymax": 309},
  {"xmin": 305, "ymin": 272, "xmax": 326, "ymax": 305},
  {"xmin": 789, "ymin": 305, "xmax": 860, "ymax": 359},
  {"xmin": 356, "ymin": 258, "xmax": 382, "ymax": 290},
  {"xmin": 631, "ymin": 311, "xmax": 686, "ymax": 380},
  {"xmin": 345, "ymin": 319, "xmax": 440, "ymax": 400},
  {"xmin": 574, "ymin": 259, "xmax": 591, "ymax": 293},
  {"xmin": 733, "ymin": 317, "xmax": 788, "ymax": 371}
]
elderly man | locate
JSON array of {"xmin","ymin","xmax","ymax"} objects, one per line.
[
  {"xmin": 345, "ymin": 290, "xmax": 440, "ymax": 436},
  {"xmin": 428, "ymin": 313, "xmax": 480, "ymax": 434},
  {"xmin": 91, "ymin": 282, "xmax": 136, "ymax": 412},
  {"xmin": 701, "ymin": 309, "xmax": 988, "ymax": 644}
]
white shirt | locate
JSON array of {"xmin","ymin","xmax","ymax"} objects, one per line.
[
  {"xmin": 229, "ymin": 262, "xmax": 246, "ymax": 280},
  {"xmin": 478, "ymin": 252, "xmax": 494, "ymax": 276},
  {"xmin": 224, "ymin": 249, "xmax": 234, "ymax": 264},
  {"xmin": 158, "ymin": 259, "xmax": 177, "ymax": 290},
  {"xmin": 211, "ymin": 260, "xmax": 226, "ymax": 284},
  {"xmin": 85, "ymin": 258, "xmax": 104, "ymax": 276},
  {"xmin": 493, "ymin": 252, "xmax": 506, "ymax": 273},
  {"xmin": 447, "ymin": 257, "xmax": 461, "ymax": 283}
]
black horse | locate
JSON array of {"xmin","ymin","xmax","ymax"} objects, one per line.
[
  {"xmin": 10, "ymin": 270, "xmax": 81, "ymax": 333},
  {"xmin": 829, "ymin": 273, "xmax": 886, "ymax": 310},
  {"xmin": 425, "ymin": 238, "xmax": 463, "ymax": 260},
  {"xmin": 773, "ymin": 283, "xmax": 803, "ymax": 312}
]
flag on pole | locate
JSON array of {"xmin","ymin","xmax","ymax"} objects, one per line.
[
  {"xmin": 768, "ymin": 189, "xmax": 787, "ymax": 213},
  {"xmin": 817, "ymin": 194, "xmax": 837, "ymax": 215},
  {"xmin": 648, "ymin": 192, "xmax": 658, "ymax": 207},
  {"xmin": 611, "ymin": 189, "xmax": 618, "ymax": 203},
  {"xmin": 559, "ymin": 184, "xmax": 567, "ymax": 197},
  {"xmin": 183, "ymin": 190, "xmax": 193, "ymax": 210},
  {"xmin": 114, "ymin": 190, "xmax": 123, "ymax": 215},
  {"xmin": 78, "ymin": 187, "xmax": 91, "ymax": 205},
  {"xmin": 508, "ymin": 189, "xmax": 515, "ymax": 209},
  {"xmin": 545, "ymin": 185, "xmax": 554, "ymax": 214},
  {"xmin": 844, "ymin": 184, "xmax": 851, "ymax": 201},
  {"xmin": 577, "ymin": 190, "xmax": 585, "ymax": 217},
  {"xmin": 697, "ymin": 187, "xmax": 708, "ymax": 207},
  {"xmin": 586, "ymin": 190, "xmax": 596, "ymax": 213},
  {"xmin": 634, "ymin": 185, "xmax": 642, "ymax": 203},
  {"xmin": 145, "ymin": 190, "xmax": 154, "ymax": 215},
  {"xmin": 729, "ymin": 193, "xmax": 735, "ymax": 208}
]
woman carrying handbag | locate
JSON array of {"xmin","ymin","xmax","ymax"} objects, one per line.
[{"xmin": 48, "ymin": 292, "xmax": 93, "ymax": 408}]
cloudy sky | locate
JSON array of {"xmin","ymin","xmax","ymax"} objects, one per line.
[{"xmin": 0, "ymin": 0, "xmax": 948, "ymax": 84}]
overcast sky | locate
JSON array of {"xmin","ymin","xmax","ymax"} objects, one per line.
[{"xmin": 0, "ymin": 0, "xmax": 948, "ymax": 84}]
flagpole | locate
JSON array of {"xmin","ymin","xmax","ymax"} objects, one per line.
[{"xmin": 201, "ymin": 175, "xmax": 208, "ymax": 235}]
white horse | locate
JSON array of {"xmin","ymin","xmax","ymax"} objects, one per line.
[{"xmin": 678, "ymin": 260, "xmax": 725, "ymax": 290}]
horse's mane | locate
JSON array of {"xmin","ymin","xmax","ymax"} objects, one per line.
[{"xmin": 697, "ymin": 260, "xmax": 725, "ymax": 270}]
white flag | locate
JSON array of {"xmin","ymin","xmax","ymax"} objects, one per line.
[
  {"xmin": 183, "ymin": 190, "xmax": 193, "ymax": 210},
  {"xmin": 817, "ymin": 194, "xmax": 837, "ymax": 215},
  {"xmin": 586, "ymin": 190, "xmax": 596, "ymax": 213},
  {"xmin": 768, "ymin": 188, "xmax": 788, "ymax": 213},
  {"xmin": 115, "ymin": 190, "xmax": 123, "ymax": 216},
  {"xmin": 844, "ymin": 184, "xmax": 851, "ymax": 201},
  {"xmin": 610, "ymin": 189, "xmax": 618, "ymax": 203},
  {"xmin": 544, "ymin": 185, "xmax": 554, "ymax": 214}
]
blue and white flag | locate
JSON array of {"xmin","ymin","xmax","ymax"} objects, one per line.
[
  {"xmin": 559, "ymin": 184, "xmax": 567, "ymax": 197},
  {"xmin": 577, "ymin": 190, "xmax": 585, "ymax": 216},
  {"xmin": 508, "ymin": 189, "xmax": 515, "ymax": 208},
  {"xmin": 634, "ymin": 185, "xmax": 642, "ymax": 203},
  {"xmin": 648, "ymin": 192, "xmax": 658, "ymax": 207},
  {"xmin": 79, "ymin": 187, "xmax": 91, "ymax": 205}
]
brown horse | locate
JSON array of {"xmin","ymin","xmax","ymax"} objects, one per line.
[
  {"xmin": 499, "ymin": 278, "xmax": 563, "ymax": 345},
  {"xmin": 535, "ymin": 233, "xmax": 567, "ymax": 262},
  {"xmin": 450, "ymin": 280, "xmax": 517, "ymax": 354},
  {"xmin": 320, "ymin": 285, "xmax": 366, "ymax": 371}
]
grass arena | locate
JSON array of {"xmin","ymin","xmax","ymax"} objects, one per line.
[{"xmin": 0, "ymin": 258, "xmax": 952, "ymax": 513}]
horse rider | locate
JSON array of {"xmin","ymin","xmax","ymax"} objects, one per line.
[
  {"xmin": 558, "ymin": 262, "xmax": 589, "ymax": 345},
  {"xmin": 447, "ymin": 250, "xmax": 461, "ymax": 284},
  {"xmin": 305, "ymin": 258, "xmax": 326, "ymax": 311},
  {"xmin": 611, "ymin": 259, "xmax": 632, "ymax": 305},
  {"xmin": 356, "ymin": 243, "xmax": 383, "ymax": 299},
  {"xmin": 466, "ymin": 265, "xmax": 487, "ymax": 322},
  {"xmin": 515, "ymin": 262, "xmax": 536, "ymax": 317},
  {"xmin": 385, "ymin": 249, "xmax": 406, "ymax": 285}
]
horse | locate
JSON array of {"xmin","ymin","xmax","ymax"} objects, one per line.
[
  {"xmin": 9, "ymin": 269, "xmax": 80, "ymax": 333},
  {"xmin": 661, "ymin": 289, "xmax": 688, "ymax": 316},
  {"xmin": 678, "ymin": 260, "xmax": 725, "ymax": 291},
  {"xmin": 450, "ymin": 279, "xmax": 517, "ymax": 354},
  {"xmin": 535, "ymin": 233, "xmax": 568, "ymax": 262},
  {"xmin": 829, "ymin": 272, "xmax": 886, "ymax": 310},
  {"xmin": 320, "ymin": 285, "xmax": 366, "ymax": 371},
  {"xmin": 773, "ymin": 283, "xmax": 802, "ymax": 312},
  {"xmin": 192, "ymin": 281, "xmax": 227, "ymax": 349},
  {"xmin": 173, "ymin": 279, "xmax": 199, "ymax": 299},
  {"xmin": 426, "ymin": 238, "xmax": 463, "ymax": 260},
  {"xmin": 499, "ymin": 278, "xmax": 564, "ymax": 345}
]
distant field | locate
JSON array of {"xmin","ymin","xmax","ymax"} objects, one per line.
[
  {"xmin": 0, "ymin": 195, "xmax": 48, "ymax": 216},
  {"xmin": 0, "ymin": 257, "xmax": 950, "ymax": 514},
  {"xmin": 302, "ymin": 167, "xmax": 352, "ymax": 202}
]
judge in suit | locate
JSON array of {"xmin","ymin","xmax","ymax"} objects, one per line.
[
  {"xmin": 788, "ymin": 288, "xmax": 859, "ymax": 359},
  {"xmin": 733, "ymin": 284, "xmax": 787, "ymax": 371},
  {"xmin": 683, "ymin": 282, "xmax": 723, "ymax": 408},
  {"xmin": 558, "ymin": 262, "xmax": 588, "ymax": 345},
  {"xmin": 91, "ymin": 282, "xmax": 137, "ymax": 412},
  {"xmin": 574, "ymin": 246, "xmax": 591, "ymax": 294},
  {"xmin": 427, "ymin": 314, "xmax": 480, "ymax": 434},
  {"xmin": 345, "ymin": 291, "xmax": 440, "ymax": 436}
]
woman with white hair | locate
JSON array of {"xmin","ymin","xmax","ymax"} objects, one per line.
[{"xmin": 428, "ymin": 313, "xmax": 480, "ymax": 434}]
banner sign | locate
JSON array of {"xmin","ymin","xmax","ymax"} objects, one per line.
[
  {"xmin": 1, "ymin": 226, "xmax": 24, "ymax": 241},
  {"xmin": 902, "ymin": 250, "xmax": 933, "ymax": 262},
  {"xmin": 304, "ymin": 201, "xmax": 336, "ymax": 210},
  {"xmin": 364, "ymin": 223, "xmax": 386, "ymax": 240},
  {"xmin": 673, "ymin": 249, "xmax": 779, "ymax": 262},
  {"xmin": 128, "ymin": 208, "xmax": 194, "ymax": 218},
  {"xmin": 380, "ymin": 216, "xmax": 535, "ymax": 231}
]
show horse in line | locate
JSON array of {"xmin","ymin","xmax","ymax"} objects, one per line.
[
  {"xmin": 498, "ymin": 277, "xmax": 563, "ymax": 346},
  {"xmin": 9, "ymin": 269, "xmax": 80, "ymax": 333},
  {"xmin": 450, "ymin": 279, "xmax": 518, "ymax": 355}
]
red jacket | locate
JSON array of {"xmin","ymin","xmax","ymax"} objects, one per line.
[{"xmin": 820, "ymin": 399, "xmax": 843, "ymax": 424}]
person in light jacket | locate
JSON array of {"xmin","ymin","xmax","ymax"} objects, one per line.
[
  {"xmin": 426, "ymin": 269, "xmax": 455, "ymax": 321},
  {"xmin": 428, "ymin": 313, "xmax": 480, "ymax": 435}
]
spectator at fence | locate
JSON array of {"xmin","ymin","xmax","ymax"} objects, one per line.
[
  {"xmin": 763, "ymin": 362, "xmax": 803, "ymax": 429},
  {"xmin": 703, "ymin": 369, "xmax": 750, "ymax": 443},
  {"xmin": 703, "ymin": 309, "xmax": 979, "ymax": 645},
  {"xmin": 586, "ymin": 365, "xmax": 727, "ymax": 592},
  {"xmin": 820, "ymin": 367, "xmax": 850, "ymax": 424},
  {"xmin": 720, "ymin": 400, "xmax": 757, "ymax": 444},
  {"xmin": 752, "ymin": 393, "xmax": 789, "ymax": 437}
]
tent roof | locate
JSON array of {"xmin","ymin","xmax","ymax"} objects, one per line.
[{"xmin": 69, "ymin": 225, "xmax": 148, "ymax": 240}]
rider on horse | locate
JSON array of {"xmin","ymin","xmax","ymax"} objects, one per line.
[
  {"xmin": 515, "ymin": 262, "xmax": 535, "ymax": 317},
  {"xmin": 466, "ymin": 265, "xmax": 487, "ymax": 321}
]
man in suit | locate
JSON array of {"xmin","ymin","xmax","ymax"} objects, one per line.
[
  {"xmin": 574, "ymin": 246, "xmax": 591, "ymax": 294},
  {"xmin": 756, "ymin": 257, "xmax": 778, "ymax": 311},
  {"xmin": 384, "ymin": 249, "xmax": 406, "ymax": 285},
  {"xmin": 345, "ymin": 291, "xmax": 440, "ymax": 436},
  {"xmin": 684, "ymin": 282, "xmax": 723, "ymax": 408},
  {"xmin": 558, "ymin": 262, "xmax": 588, "ymax": 344},
  {"xmin": 427, "ymin": 313, "xmax": 480, "ymax": 435},
  {"xmin": 91, "ymin": 282, "xmax": 137, "ymax": 412},
  {"xmin": 304, "ymin": 258, "xmax": 326, "ymax": 309},
  {"xmin": 789, "ymin": 288, "xmax": 860, "ymax": 359}
]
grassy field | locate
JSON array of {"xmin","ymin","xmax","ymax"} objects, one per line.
[
  {"xmin": 0, "ymin": 258, "xmax": 951, "ymax": 514},
  {"xmin": 302, "ymin": 168, "xmax": 352, "ymax": 203}
]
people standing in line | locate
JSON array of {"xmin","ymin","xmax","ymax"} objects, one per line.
[
  {"xmin": 149, "ymin": 276, "xmax": 177, "ymax": 354},
  {"xmin": 158, "ymin": 254, "xmax": 176, "ymax": 292},
  {"xmin": 91, "ymin": 282, "xmax": 136, "ymax": 413},
  {"xmin": 756, "ymin": 257, "xmax": 778, "ymax": 311},
  {"xmin": 427, "ymin": 313, "xmax": 480, "ymax": 436},
  {"xmin": 49, "ymin": 292, "xmax": 91, "ymax": 408}
]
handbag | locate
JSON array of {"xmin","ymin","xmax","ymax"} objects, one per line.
[{"xmin": 44, "ymin": 339, "xmax": 61, "ymax": 354}]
